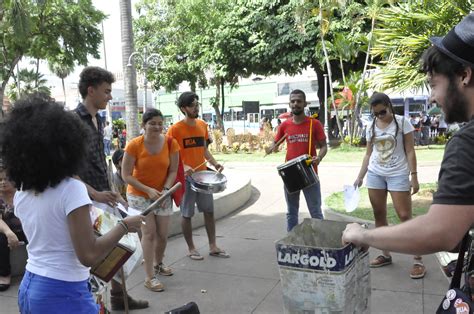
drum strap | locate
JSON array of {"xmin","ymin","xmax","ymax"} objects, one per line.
[{"xmin": 308, "ymin": 118, "xmax": 313, "ymax": 156}]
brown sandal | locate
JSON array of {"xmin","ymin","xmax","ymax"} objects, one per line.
[
  {"xmin": 370, "ymin": 255, "xmax": 392, "ymax": 268},
  {"xmin": 410, "ymin": 262, "xmax": 426, "ymax": 279}
]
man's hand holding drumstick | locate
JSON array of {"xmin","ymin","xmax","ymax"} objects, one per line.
[{"xmin": 265, "ymin": 133, "xmax": 287, "ymax": 156}]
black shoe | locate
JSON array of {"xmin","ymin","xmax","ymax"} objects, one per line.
[
  {"xmin": 110, "ymin": 293, "xmax": 149, "ymax": 310},
  {"xmin": 0, "ymin": 284, "xmax": 10, "ymax": 292}
]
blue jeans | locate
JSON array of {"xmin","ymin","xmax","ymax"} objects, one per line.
[
  {"xmin": 103, "ymin": 138, "xmax": 111, "ymax": 156},
  {"xmin": 284, "ymin": 181, "xmax": 323, "ymax": 232},
  {"xmin": 18, "ymin": 271, "xmax": 98, "ymax": 314}
]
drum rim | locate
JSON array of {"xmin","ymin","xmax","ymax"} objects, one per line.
[
  {"xmin": 190, "ymin": 170, "xmax": 227, "ymax": 187},
  {"xmin": 277, "ymin": 154, "xmax": 311, "ymax": 169}
]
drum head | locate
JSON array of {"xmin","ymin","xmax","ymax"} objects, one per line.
[{"xmin": 190, "ymin": 170, "xmax": 227, "ymax": 194}]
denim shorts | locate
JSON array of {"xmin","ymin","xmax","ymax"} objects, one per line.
[
  {"xmin": 127, "ymin": 194, "xmax": 173, "ymax": 216},
  {"xmin": 180, "ymin": 177, "xmax": 214, "ymax": 218},
  {"xmin": 18, "ymin": 271, "xmax": 99, "ymax": 314},
  {"xmin": 366, "ymin": 170, "xmax": 411, "ymax": 192}
]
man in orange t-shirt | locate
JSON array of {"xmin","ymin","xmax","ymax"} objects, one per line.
[{"xmin": 167, "ymin": 91, "xmax": 229, "ymax": 260}]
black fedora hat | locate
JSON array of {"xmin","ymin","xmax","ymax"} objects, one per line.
[{"xmin": 430, "ymin": 13, "xmax": 474, "ymax": 67}]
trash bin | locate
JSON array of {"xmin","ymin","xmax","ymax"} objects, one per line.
[{"xmin": 275, "ymin": 219, "xmax": 370, "ymax": 313}]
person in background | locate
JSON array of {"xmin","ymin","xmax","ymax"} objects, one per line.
[
  {"xmin": 0, "ymin": 166, "xmax": 26, "ymax": 292},
  {"xmin": 266, "ymin": 89, "xmax": 327, "ymax": 232},
  {"xmin": 343, "ymin": 13, "xmax": 474, "ymax": 274},
  {"xmin": 167, "ymin": 92, "xmax": 229, "ymax": 260},
  {"xmin": 111, "ymin": 149, "xmax": 127, "ymax": 201},
  {"xmin": 103, "ymin": 121, "xmax": 113, "ymax": 156},
  {"xmin": 122, "ymin": 109, "xmax": 179, "ymax": 292},
  {"xmin": 353, "ymin": 92, "xmax": 424, "ymax": 279},
  {"xmin": 420, "ymin": 111, "xmax": 431, "ymax": 145},
  {"xmin": 2, "ymin": 95, "xmax": 143, "ymax": 313}
]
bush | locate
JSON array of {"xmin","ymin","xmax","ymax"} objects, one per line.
[
  {"xmin": 232, "ymin": 142, "xmax": 240, "ymax": 153},
  {"xmin": 434, "ymin": 134, "xmax": 447, "ymax": 145},
  {"xmin": 241, "ymin": 142, "xmax": 251, "ymax": 153},
  {"xmin": 343, "ymin": 135, "xmax": 362, "ymax": 146},
  {"xmin": 220, "ymin": 144, "xmax": 229, "ymax": 154},
  {"xmin": 226, "ymin": 128, "xmax": 235, "ymax": 146}
]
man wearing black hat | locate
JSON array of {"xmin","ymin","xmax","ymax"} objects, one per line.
[{"xmin": 342, "ymin": 14, "xmax": 474, "ymax": 257}]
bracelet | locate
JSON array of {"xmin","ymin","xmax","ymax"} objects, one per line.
[
  {"xmin": 410, "ymin": 172, "xmax": 418, "ymax": 175},
  {"xmin": 117, "ymin": 220, "xmax": 129, "ymax": 234},
  {"xmin": 163, "ymin": 187, "xmax": 170, "ymax": 192}
]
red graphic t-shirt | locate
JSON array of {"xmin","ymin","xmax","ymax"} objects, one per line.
[{"xmin": 275, "ymin": 116, "xmax": 326, "ymax": 173}]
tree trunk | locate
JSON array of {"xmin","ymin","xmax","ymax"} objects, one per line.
[
  {"xmin": 350, "ymin": 14, "xmax": 376, "ymax": 143},
  {"xmin": 319, "ymin": 4, "xmax": 343, "ymax": 139},
  {"xmin": 119, "ymin": 0, "xmax": 139, "ymax": 140},
  {"xmin": 61, "ymin": 78, "xmax": 66, "ymax": 105},
  {"xmin": 213, "ymin": 79, "xmax": 224, "ymax": 132}
]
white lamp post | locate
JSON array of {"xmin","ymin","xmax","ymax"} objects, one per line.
[{"xmin": 127, "ymin": 47, "xmax": 163, "ymax": 113}]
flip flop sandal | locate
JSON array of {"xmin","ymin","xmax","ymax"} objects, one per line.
[
  {"xmin": 187, "ymin": 251, "xmax": 204, "ymax": 261},
  {"xmin": 209, "ymin": 250, "xmax": 230, "ymax": 258},
  {"xmin": 370, "ymin": 255, "xmax": 392, "ymax": 268},
  {"xmin": 410, "ymin": 262, "xmax": 426, "ymax": 279}
]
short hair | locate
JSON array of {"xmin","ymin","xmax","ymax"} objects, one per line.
[
  {"xmin": 290, "ymin": 89, "xmax": 306, "ymax": 102},
  {"xmin": 78, "ymin": 66, "xmax": 115, "ymax": 99},
  {"xmin": 421, "ymin": 46, "xmax": 472, "ymax": 80},
  {"xmin": 177, "ymin": 91, "xmax": 198, "ymax": 108},
  {"xmin": 1, "ymin": 94, "xmax": 88, "ymax": 193},
  {"xmin": 142, "ymin": 108, "xmax": 164, "ymax": 124}
]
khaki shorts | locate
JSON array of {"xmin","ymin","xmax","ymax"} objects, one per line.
[{"xmin": 127, "ymin": 194, "xmax": 173, "ymax": 216}]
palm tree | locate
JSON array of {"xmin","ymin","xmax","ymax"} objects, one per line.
[
  {"xmin": 119, "ymin": 0, "xmax": 139, "ymax": 139},
  {"xmin": 6, "ymin": 68, "xmax": 51, "ymax": 102},
  {"xmin": 370, "ymin": 0, "xmax": 471, "ymax": 92},
  {"xmin": 48, "ymin": 62, "xmax": 74, "ymax": 104}
]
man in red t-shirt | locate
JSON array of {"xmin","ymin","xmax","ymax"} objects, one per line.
[{"xmin": 266, "ymin": 89, "xmax": 327, "ymax": 231}]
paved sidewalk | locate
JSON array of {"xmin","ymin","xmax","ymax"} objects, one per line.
[{"xmin": 0, "ymin": 161, "xmax": 447, "ymax": 313}]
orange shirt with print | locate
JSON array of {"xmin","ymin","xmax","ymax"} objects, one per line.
[
  {"xmin": 167, "ymin": 119, "xmax": 209, "ymax": 172},
  {"xmin": 125, "ymin": 135, "xmax": 180, "ymax": 198}
]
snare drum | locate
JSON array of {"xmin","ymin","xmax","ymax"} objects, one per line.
[
  {"xmin": 277, "ymin": 154, "xmax": 318, "ymax": 194},
  {"xmin": 189, "ymin": 170, "xmax": 227, "ymax": 194}
]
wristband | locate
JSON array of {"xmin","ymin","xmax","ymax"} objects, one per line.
[
  {"xmin": 410, "ymin": 172, "xmax": 418, "ymax": 175},
  {"xmin": 117, "ymin": 220, "xmax": 129, "ymax": 234}
]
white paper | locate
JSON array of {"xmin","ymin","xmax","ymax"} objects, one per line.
[{"xmin": 343, "ymin": 185, "xmax": 360, "ymax": 213}]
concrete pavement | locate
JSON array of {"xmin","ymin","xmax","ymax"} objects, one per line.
[{"xmin": 0, "ymin": 161, "xmax": 448, "ymax": 313}]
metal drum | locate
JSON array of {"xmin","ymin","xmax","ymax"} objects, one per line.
[
  {"xmin": 190, "ymin": 170, "xmax": 227, "ymax": 194},
  {"xmin": 277, "ymin": 154, "xmax": 319, "ymax": 194}
]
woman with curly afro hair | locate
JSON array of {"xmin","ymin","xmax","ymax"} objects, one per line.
[{"xmin": 1, "ymin": 94, "xmax": 144, "ymax": 314}]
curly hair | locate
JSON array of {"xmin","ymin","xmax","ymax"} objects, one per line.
[
  {"xmin": 1, "ymin": 94, "xmax": 88, "ymax": 193},
  {"xmin": 78, "ymin": 66, "xmax": 115, "ymax": 99}
]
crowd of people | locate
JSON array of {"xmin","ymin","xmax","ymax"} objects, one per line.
[{"xmin": 0, "ymin": 12, "xmax": 473, "ymax": 313}]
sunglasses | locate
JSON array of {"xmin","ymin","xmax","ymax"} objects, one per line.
[{"xmin": 373, "ymin": 109, "xmax": 388, "ymax": 117}]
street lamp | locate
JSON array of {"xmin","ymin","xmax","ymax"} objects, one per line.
[{"xmin": 127, "ymin": 47, "xmax": 163, "ymax": 113}]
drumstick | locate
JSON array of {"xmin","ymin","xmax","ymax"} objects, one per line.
[
  {"xmin": 192, "ymin": 160, "xmax": 208, "ymax": 171},
  {"xmin": 142, "ymin": 182, "xmax": 182, "ymax": 216},
  {"xmin": 264, "ymin": 133, "xmax": 287, "ymax": 157}
]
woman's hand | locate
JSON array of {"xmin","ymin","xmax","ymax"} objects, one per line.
[
  {"xmin": 411, "ymin": 175, "xmax": 420, "ymax": 195},
  {"xmin": 353, "ymin": 177, "xmax": 363, "ymax": 188},
  {"xmin": 123, "ymin": 215, "xmax": 145, "ymax": 233},
  {"xmin": 5, "ymin": 230, "xmax": 20, "ymax": 248},
  {"xmin": 146, "ymin": 187, "xmax": 160, "ymax": 200}
]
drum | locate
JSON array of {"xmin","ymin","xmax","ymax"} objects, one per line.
[
  {"xmin": 277, "ymin": 154, "xmax": 318, "ymax": 194},
  {"xmin": 189, "ymin": 170, "xmax": 227, "ymax": 194}
]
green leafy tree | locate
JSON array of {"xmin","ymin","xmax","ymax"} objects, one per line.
[{"xmin": 0, "ymin": 0, "xmax": 105, "ymax": 115}]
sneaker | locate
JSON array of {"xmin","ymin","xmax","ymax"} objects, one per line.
[
  {"xmin": 410, "ymin": 262, "xmax": 426, "ymax": 279},
  {"xmin": 155, "ymin": 262, "xmax": 174, "ymax": 276},
  {"xmin": 144, "ymin": 277, "xmax": 164, "ymax": 292},
  {"xmin": 370, "ymin": 255, "xmax": 392, "ymax": 268}
]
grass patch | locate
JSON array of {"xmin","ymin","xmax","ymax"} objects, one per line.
[
  {"xmin": 210, "ymin": 144, "xmax": 445, "ymax": 164},
  {"xmin": 325, "ymin": 183, "xmax": 437, "ymax": 224}
]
